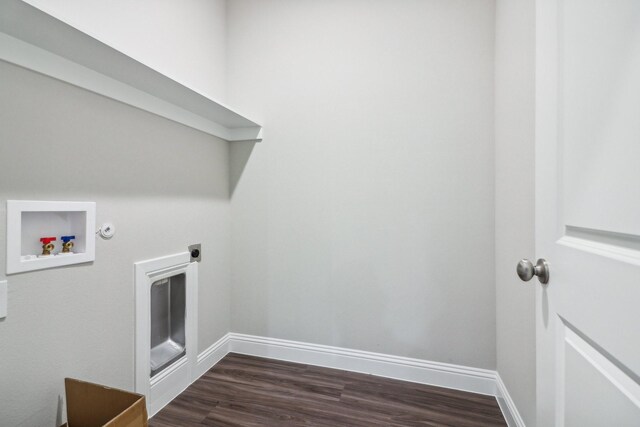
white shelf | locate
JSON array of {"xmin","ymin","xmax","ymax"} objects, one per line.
[{"xmin": 0, "ymin": 0, "xmax": 262, "ymax": 142}]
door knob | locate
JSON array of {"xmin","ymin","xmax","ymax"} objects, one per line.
[{"xmin": 517, "ymin": 258, "xmax": 549, "ymax": 284}]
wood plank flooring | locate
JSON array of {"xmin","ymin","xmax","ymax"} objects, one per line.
[{"xmin": 149, "ymin": 353, "xmax": 507, "ymax": 427}]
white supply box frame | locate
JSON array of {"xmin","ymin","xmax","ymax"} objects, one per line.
[
  {"xmin": 6, "ymin": 200, "xmax": 96, "ymax": 274},
  {"xmin": 135, "ymin": 252, "xmax": 198, "ymax": 415}
]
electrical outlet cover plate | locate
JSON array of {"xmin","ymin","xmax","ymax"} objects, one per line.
[{"xmin": 188, "ymin": 244, "xmax": 201, "ymax": 263}]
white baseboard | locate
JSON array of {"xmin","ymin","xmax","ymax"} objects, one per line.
[
  {"xmin": 228, "ymin": 333, "xmax": 497, "ymax": 395},
  {"xmin": 194, "ymin": 333, "xmax": 231, "ymax": 379},
  {"xmin": 181, "ymin": 333, "xmax": 525, "ymax": 427},
  {"xmin": 495, "ymin": 373, "xmax": 526, "ymax": 427}
]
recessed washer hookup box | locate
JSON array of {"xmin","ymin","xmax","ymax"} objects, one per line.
[
  {"xmin": 60, "ymin": 378, "xmax": 148, "ymax": 427},
  {"xmin": 6, "ymin": 200, "xmax": 96, "ymax": 274}
]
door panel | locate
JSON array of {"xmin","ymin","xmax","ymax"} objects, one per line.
[
  {"xmin": 562, "ymin": 324, "xmax": 640, "ymax": 427},
  {"xmin": 536, "ymin": 0, "xmax": 640, "ymax": 425},
  {"xmin": 562, "ymin": 0, "xmax": 640, "ymax": 236}
]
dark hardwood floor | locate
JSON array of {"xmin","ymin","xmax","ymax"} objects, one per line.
[{"xmin": 150, "ymin": 353, "xmax": 507, "ymax": 427}]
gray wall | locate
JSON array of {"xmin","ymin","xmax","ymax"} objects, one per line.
[
  {"xmin": 227, "ymin": 0, "xmax": 497, "ymax": 369},
  {"xmin": 1, "ymin": 2, "xmax": 229, "ymax": 424},
  {"xmin": 495, "ymin": 0, "xmax": 536, "ymax": 425},
  {"xmin": 0, "ymin": 61, "xmax": 230, "ymax": 426},
  {"xmin": 0, "ymin": 1, "xmax": 540, "ymax": 425}
]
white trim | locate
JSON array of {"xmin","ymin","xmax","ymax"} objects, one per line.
[
  {"xmin": 148, "ymin": 333, "xmax": 232, "ymax": 417},
  {"xmin": 134, "ymin": 252, "xmax": 198, "ymax": 417},
  {"xmin": 495, "ymin": 373, "xmax": 527, "ymax": 427},
  {"xmin": 0, "ymin": 0, "xmax": 262, "ymax": 142},
  {"xmin": 558, "ymin": 235, "xmax": 640, "ymax": 267},
  {"xmin": 159, "ymin": 333, "xmax": 525, "ymax": 426},
  {"xmin": 228, "ymin": 333, "xmax": 497, "ymax": 395},
  {"xmin": 194, "ymin": 333, "xmax": 232, "ymax": 380},
  {"xmin": 147, "ymin": 358, "xmax": 191, "ymax": 417}
]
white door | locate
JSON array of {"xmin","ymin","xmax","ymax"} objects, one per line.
[{"xmin": 535, "ymin": 0, "xmax": 640, "ymax": 426}]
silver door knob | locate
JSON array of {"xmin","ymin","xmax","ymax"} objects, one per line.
[{"xmin": 517, "ymin": 258, "xmax": 549, "ymax": 284}]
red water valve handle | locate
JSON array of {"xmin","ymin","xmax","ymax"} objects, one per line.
[{"xmin": 40, "ymin": 237, "xmax": 57, "ymax": 245}]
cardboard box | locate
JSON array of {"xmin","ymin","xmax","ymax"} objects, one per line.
[{"xmin": 60, "ymin": 378, "xmax": 148, "ymax": 427}]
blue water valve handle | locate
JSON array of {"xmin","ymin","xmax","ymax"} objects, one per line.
[{"xmin": 61, "ymin": 235, "xmax": 76, "ymax": 243}]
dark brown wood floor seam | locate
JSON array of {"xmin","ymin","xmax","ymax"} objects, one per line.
[{"xmin": 150, "ymin": 353, "xmax": 507, "ymax": 426}]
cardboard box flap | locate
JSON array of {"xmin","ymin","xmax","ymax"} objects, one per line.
[{"xmin": 65, "ymin": 378, "xmax": 148, "ymax": 427}]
